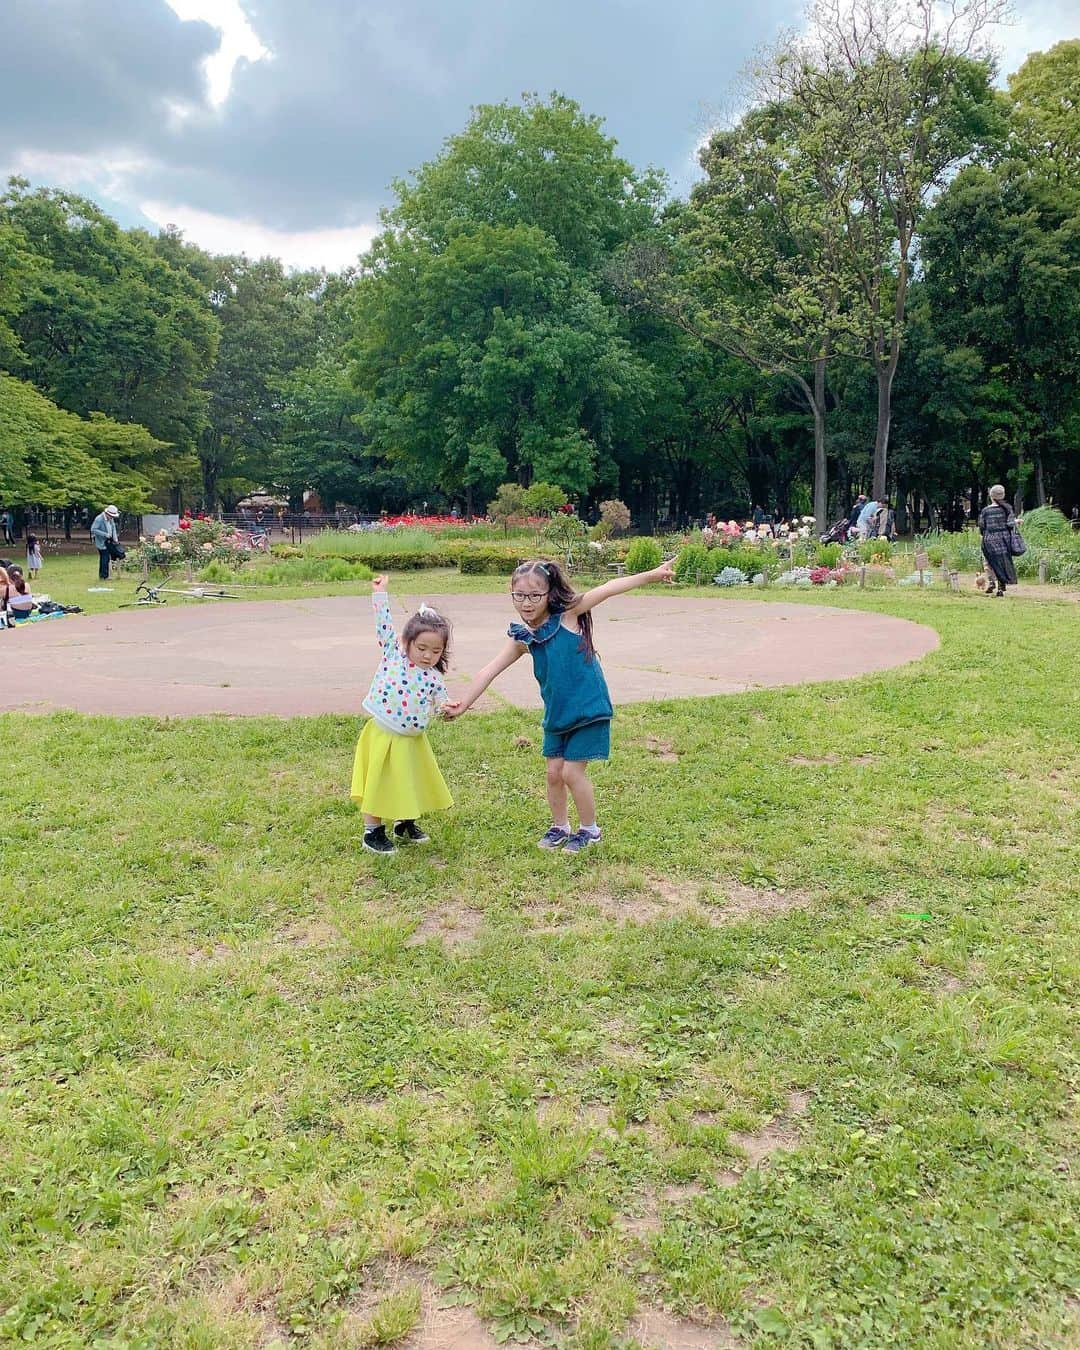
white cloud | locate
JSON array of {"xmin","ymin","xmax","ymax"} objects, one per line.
[
  {"xmin": 993, "ymin": 0, "xmax": 1077, "ymax": 80},
  {"xmin": 139, "ymin": 199, "xmax": 378, "ymax": 270},
  {"xmin": 10, "ymin": 148, "xmax": 151, "ymax": 200},
  {"xmin": 163, "ymin": 0, "xmax": 270, "ymax": 107}
]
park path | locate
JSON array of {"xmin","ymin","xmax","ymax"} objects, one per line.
[{"xmin": 0, "ymin": 593, "xmax": 938, "ymax": 717}]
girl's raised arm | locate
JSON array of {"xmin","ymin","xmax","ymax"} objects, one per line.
[
  {"xmin": 370, "ymin": 574, "xmax": 396, "ymax": 647},
  {"xmin": 569, "ymin": 560, "xmax": 674, "ymax": 617},
  {"xmin": 443, "ymin": 637, "xmax": 525, "ymax": 718}
]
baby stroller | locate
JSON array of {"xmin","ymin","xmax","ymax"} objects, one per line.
[{"xmin": 819, "ymin": 517, "xmax": 850, "ymax": 545}]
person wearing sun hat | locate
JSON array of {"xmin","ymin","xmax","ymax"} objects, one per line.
[
  {"xmin": 90, "ymin": 505, "xmax": 121, "ymax": 581},
  {"xmin": 978, "ymin": 484, "xmax": 1018, "ymax": 597}
]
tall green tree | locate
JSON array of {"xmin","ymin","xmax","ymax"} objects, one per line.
[
  {"xmin": 762, "ymin": 0, "xmax": 1005, "ymax": 498},
  {"xmin": 352, "ymin": 95, "xmax": 659, "ymax": 507},
  {"xmin": 193, "ymin": 256, "xmax": 323, "ymax": 507},
  {"xmin": 0, "ymin": 371, "xmax": 163, "ymax": 509},
  {"xmin": 354, "ymin": 223, "xmax": 639, "ymax": 506},
  {"xmin": 0, "ymin": 180, "xmax": 217, "ymax": 469}
]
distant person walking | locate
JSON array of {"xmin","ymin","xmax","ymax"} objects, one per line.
[
  {"xmin": 90, "ymin": 505, "xmax": 121, "ymax": 581},
  {"xmin": 1, "ymin": 507, "xmax": 14, "ymax": 546},
  {"xmin": 978, "ymin": 485, "xmax": 1018, "ymax": 597}
]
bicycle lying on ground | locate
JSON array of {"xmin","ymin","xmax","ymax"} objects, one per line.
[{"xmin": 119, "ymin": 581, "xmax": 242, "ymax": 607}]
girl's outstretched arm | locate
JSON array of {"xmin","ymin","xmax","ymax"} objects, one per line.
[
  {"xmin": 370, "ymin": 574, "xmax": 396, "ymax": 647},
  {"xmin": 569, "ymin": 560, "xmax": 674, "ymax": 617},
  {"xmin": 443, "ymin": 637, "xmax": 525, "ymax": 718}
]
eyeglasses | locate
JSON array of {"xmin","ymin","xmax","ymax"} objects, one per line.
[{"xmin": 510, "ymin": 591, "xmax": 549, "ymax": 603}]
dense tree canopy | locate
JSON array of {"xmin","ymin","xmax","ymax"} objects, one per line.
[{"xmin": 1, "ymin": 43, "xmax": 1077, "ymax": 525}]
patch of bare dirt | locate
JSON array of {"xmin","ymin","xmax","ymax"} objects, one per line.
[
  {"xmin": 406, "ymin": 905, "xmax": 484, "ymax": 948},
  {"xmin": 729, "ymin": 1090, "xmax": 810, "ymax": 1167},
  {"xmin": 641, "ymin": 735, "xmax": 680, "ymax": 762},
  {"xmin": 183, "ymin": 941, "xmax": 235, "ymax": 966},
  {"xmin": 709, "ymin": 883, "xmax": 812, "ymax": 922},
  {"xmin": 272, "ymin": 918, "xmax": 340, "ymax": 948},
  {"xmin": 404, "ymin": 1294, "xmax": 498, "ymax": 1350},
  {"xmin": 660, "ymin": 1180, "xmax": 706, "ymax": 1204},
  {"xmin": 524, "ymin": 876, "xmax": 812, "ymax": 934},
  {"xmin": 631, "ymin": 1306, "xmax": 740, "ymax": 1348},
  {"xmin": 341, "ymin": 1263, "xmax": 498, "ymax": 1349}
]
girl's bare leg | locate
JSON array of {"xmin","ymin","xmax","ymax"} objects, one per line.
[
  {"xmin": 561, "ymin": 760, "xmax": 596, "ymax": 827},
  {"xmin": 363, "ymin": 814, "xmax": 382, "ymax": 827},
  {"xmin": 545, "ymin": 757, "xmax": 570, "ymax": 825}
]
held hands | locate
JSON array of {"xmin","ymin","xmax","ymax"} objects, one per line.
[
  {"xmin": 441, "ymin": 700, "xmax": 466, "ymax": 720},
  {"xmin": 372, "ymin": 574, "xmax": 389, "ymax": 592}
]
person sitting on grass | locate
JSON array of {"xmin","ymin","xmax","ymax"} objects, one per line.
[
  {"xmin": 4, "ymin": 565, "xmax": 36, "ymax": 619},
  {"xmin": 445, "ymin": 556, "xmax": 675, "ymax": 855},
  {"xmin": 352, "ymin": 575, "xmax": 454, "ymax": 856}
]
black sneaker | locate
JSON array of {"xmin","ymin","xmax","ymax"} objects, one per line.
[
  {"xmin": 362, "ymin": 825, "xmax": 396, "ymax": 855},
  {"xmin": 393, "ymin": 819, "xmax": 430, "ymax": 844},
  {"xmin": 563, "ymin": 827, "xmax": 602, "ymax": 855}
]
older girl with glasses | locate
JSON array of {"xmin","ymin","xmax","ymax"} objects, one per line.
[{"xmin": 445, "ymin": 555, "xmax": 674, "ymax": 853}]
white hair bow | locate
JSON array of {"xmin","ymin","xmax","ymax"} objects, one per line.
[{"xmin": 418, "ymin": 602, "xmax": 441, "ymax": 619}]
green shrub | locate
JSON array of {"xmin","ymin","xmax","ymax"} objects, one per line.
[
  {"xmin": 675, "ymin": 544, "xmax": 712, "ymax": 583},
  {"xmin": 1018, "ymin": 505, "xmax": 1071, "ymax": 548},
  {"xmin": 301, "ymin": 528, "xmax": 439, "ymax": 558},
  {"xmin": 270, "ymin": 543, "xmax": 304, "ymax": 559},
  {"xmin": 458, "ymin": 546, "xmax": 526, "ymax": 575},
  {"xmin": 1017, "ymin": 531, "xmax": 1080, "ymax": 581},
  {"xmin": 197, "ymin": 560, "xmax": 235, "ymax": 585},
  {"xmin": 522, "ymin": 482, "xmax": 568, "ymax": 516},
  {"xmin": 200, "ymin": 557, "xmax": 374, "ymax": 586},
  {"xmin": 351, "ymin": 550, "xmax": 456, "ymax": 570},
  {"xmin": 707, "ymin": 545, "xmax": 778, "ymax": 578},
  {"xmin": 542, "ymin": 514, "xmax": 589, "ymax": 571},
  {"xmin": 625, "ymin": 537, "xmax": 662, "ymax": 572},
  {"xmin": 815, "ymin": 542, "xmax": 842, "ymax": 568},
  {"xmin": 858, "ymin": 537, "xmax": 892, "ymax": 562}
]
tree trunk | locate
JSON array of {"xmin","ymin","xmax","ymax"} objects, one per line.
[
  {"xmin": 812, "ymin": 357, "xmax": 827, "ymax": 536},
  {"xmin": 202, "ymin": 462, "xmax": 219, "ymax": 513},
  {"xmin": 1015, "ymin": 449, "xmax": 1025, "ymax": 516},
  {"xmin": 895, "ymin": 489, "xmax": 908, "ymax": 536},
  {"xmin": 1034, "ymin": 452, "xmax": 1046, "ymax": 507},
  {"xmin": 872, "ymin": 357, "xmax": 897, "ymax": 501}
]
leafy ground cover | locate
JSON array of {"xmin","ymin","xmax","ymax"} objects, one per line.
[{"xmin": 1, "ymin": 585, "xmax": 1078, "ymax": 1346}]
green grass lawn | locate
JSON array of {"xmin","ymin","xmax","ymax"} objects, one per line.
[{"xmin": 1, "ymin": 582, "xmax": 1078, "ymax": 1346}]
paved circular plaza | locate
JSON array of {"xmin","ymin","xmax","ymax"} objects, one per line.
[{"xmin": 1, "ymin": 592, "xmax": 939, "ymax": 717}]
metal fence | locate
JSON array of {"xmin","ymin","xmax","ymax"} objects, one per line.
[{"xmin": 218, "ymin": 512, "xmax": 381, "ymax": 544}]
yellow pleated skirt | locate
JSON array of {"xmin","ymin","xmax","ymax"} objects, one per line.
[{"xmin": 350, "ymin": 718, "xmax": 453, "ymax": 821}]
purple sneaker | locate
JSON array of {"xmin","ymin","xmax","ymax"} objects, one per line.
[
  {"xmin": 537, "ymin": 825, "xmax": 571, "ymax": 851},
  {"xmin": 563, "ymin": 827, "xmax": 602, "ymax": 855}
]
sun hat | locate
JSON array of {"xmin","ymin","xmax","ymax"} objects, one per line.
[
  {"xmin": 104, "ymin": 505, "xmax": 119, "ymax": 516},
  {"xmin": 989, "ymin": 484, "xmax": 1006, "ymax": 503}
]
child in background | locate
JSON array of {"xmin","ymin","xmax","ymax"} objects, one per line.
[
  {"xmin": 446, "ymin": 556, "xmax": 674, "ymax": 853},
  {"xmin": 352, "ymin": 575, "xmax": 453, "ymax": 855},
  {"xmin": 26, "ymin": 534, "xmax": 42, "ymax": 580}
]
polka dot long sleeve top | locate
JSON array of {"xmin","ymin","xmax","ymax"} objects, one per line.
[{"xmin": 362, "ymin": 592, "xmax": 447, "ymax": 736}]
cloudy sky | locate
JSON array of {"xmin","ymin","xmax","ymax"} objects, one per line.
[{"xmin": 1, "ymin": 0, "xmax": 1075, "ymax": 270}]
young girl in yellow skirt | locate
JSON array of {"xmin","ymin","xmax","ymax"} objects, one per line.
[{"xmin": 352, "ymin": 575, "xmax": 453, "ymax": 854}]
